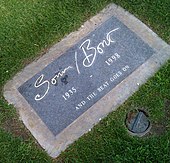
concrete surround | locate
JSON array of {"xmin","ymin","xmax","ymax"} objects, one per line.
[{"xmin": 3, "ymin": 3, "xmax": 170, "ymax": 158}]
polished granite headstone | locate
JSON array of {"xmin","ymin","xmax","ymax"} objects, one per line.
[
  {"xmin": 4, "ymin": 3, "xmax": 170, "ymax": 157},
  {"xmin": 18, "ymin": 16, "xmax": 154, "ymax": 136}
]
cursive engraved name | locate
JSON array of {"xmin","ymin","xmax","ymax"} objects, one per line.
[
  {"xmin": 34, "ymin": 66, "xmax": 73, "ymax": 101},
  {"xmin": 51, "ymin": 66, "xmax": 73, "ymax": 85},
  {"xmin": 34, "ymin": 74, "xmax": 50, "ymax": 101},
  {"xmin": 34, "ymin": 27, "xmax": 120, "ymax": 101},
  {"xmin": 75, "ymin": 27, "xmax": 119, "ymax": 72}
]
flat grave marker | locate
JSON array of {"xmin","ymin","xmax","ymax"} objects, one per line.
[
  {"xmin": 4, "ymin": 4, "xmax": 170, "ymax": 158},
  {"xmin": 18, "ymin": 16, "xmax": 154, "ymax": 136}
]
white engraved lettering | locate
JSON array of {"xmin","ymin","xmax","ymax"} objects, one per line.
[
  {"xmin": 75, "ymin": 27, "xmax": 119, "ymax": 73},
  {"xmin": 34, "ymin": 28, "xmax": 120, "ymax": 101},
  {"xmin": 51, "ymin": 66, "xmax": 73, "ymax": 85},
  {"xmin": 34, "ymin": 74, "xmax": 50, "ymax": 101}
]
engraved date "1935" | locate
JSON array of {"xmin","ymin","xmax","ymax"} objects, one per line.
[{"xmin": 62, "ymin": 87, "xmax": 77, "ymax": 100}]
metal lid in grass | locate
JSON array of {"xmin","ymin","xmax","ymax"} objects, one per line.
[{"xmin": 126, "ymin": 109, "xmax": 151, "ymax": 137}]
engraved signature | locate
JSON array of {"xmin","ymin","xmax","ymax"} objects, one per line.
[
  {"xmin": 34, "ymin": 66, "xmax": 73, "ymax": 101},
  {"xmin": 34, "ymin": 27, "xmax": 120, "ymax": 101},
  {"xmin": 75, "ymin": 27, "xmax": 119, "ymax": 71}
]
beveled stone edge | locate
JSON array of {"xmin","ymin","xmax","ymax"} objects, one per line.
[{"xmin": 3, "ymin": 3, "xmax": 170, "ymax": 158}]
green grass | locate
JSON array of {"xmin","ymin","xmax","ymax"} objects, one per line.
[
  {"xmin": 0, "ymin": 129, "xmax": 51, "ymax": 162},
  {"xmin": 0, "ymin": 0, "xmax": 170, "ymax": 162},
  {"xmin": 58, "ymin": 60, "xmax": 170, "ymax": 162}
]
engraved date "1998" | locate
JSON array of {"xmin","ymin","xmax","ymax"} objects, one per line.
[{"xmin": 105, "ymin": 53, "xmax": 120, "ymax": 66}]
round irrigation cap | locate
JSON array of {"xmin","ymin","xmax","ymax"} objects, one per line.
[{"xmin": 126, "ymin": 110, "xmax": 151, "ymax": 137}]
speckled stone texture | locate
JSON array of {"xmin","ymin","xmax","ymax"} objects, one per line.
[
  {"xmin": 18, "ymin": 16, "xmax": 154, "ymax": 136},
  {"xmin": 3, "ymin": 3, "xmax": 170, "ymax": 158}
]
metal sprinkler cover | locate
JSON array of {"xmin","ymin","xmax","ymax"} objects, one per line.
[{"xmin": 126, "ymin": 110, "xmax": 150, "ymax": 136}]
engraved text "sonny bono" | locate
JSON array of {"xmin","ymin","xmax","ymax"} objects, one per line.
[{"xmin": 34, "ymin": 27, "xmax": 120, "ymax": 101}]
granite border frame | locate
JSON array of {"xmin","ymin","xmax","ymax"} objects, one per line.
[{"xmin": 3, "ymin": 3, "xmax": 170, "ymax": 157}]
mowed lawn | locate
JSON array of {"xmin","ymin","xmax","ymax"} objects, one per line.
[{"xmin": 0, "ymin": 0, "xmax": 170, "ymax": 162}]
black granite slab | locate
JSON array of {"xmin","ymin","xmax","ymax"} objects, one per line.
[{"xmin": 18, "ymin": 16, "xmax": 155, "ymax": 136}]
